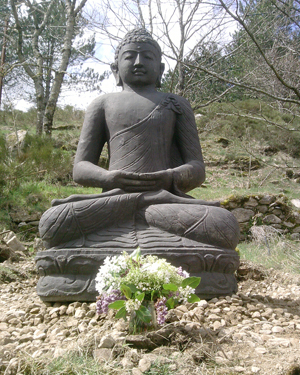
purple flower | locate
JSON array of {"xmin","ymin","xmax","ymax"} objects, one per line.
[
  {"xmin": 177, "ymin": 266, "xmax": 189, "ymax": 278},
  {"xmin": 155, "ymin": 297, "xmax": 168, "ymax": 325},
  {"xmin": 96, "ymin": 289, "xmax": 125, "ymax": 314}
]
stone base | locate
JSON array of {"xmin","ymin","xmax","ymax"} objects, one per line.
[{"xmin": 35, "ymin": 247, "xmax": 239, "ymax": 302}]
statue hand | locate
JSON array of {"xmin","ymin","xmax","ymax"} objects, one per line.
[
  {"xmin": 106, "ymin": 170, "xmax": 173, "ymax": 192},
  {"xmin": 137, "ymin": 169, "xmax": 173, "ymax": 192},
  {"xmin": 106, "ymin": 170, "xmax": 157, "ymax": 192}
]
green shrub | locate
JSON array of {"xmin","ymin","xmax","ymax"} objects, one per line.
[{"xmin": 22, "ymin": 134, "xmax": 73, "ymax": 184}]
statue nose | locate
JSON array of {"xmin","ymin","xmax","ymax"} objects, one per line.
[{"xmin": 133, "ymin": 54, "xmax": 143, "ymax": 66}]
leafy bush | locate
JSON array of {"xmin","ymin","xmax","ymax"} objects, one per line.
[{"xmin": 21, "ymin": 134, "xmax": 73, "ymax": 184}]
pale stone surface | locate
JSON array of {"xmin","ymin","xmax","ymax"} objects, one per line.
[
  {"xmin": 263, "ymin": 214, "xmax": 282, "ymax": 224},
  {"xmin": 93, "ymin": 348, "xmax": 112, "ymax": 362},
  {"xmin": 98, "ymin": 335, "xmax": 116, "ymax": 348},
  {"xmin": 138, "ymin": 357, "xmax": 152, "ymax": 372},
  {"xmin": 291, "ymin": 199, "xmax": 300, "ymax": 209},
  {"xmin": 232, "ymin": 208, "xmax": 255, "ymax": 223}
]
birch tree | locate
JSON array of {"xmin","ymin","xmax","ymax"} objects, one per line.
[{"xmin": 9, "ymin": 0, "xmax": 91, "ymax": 135}]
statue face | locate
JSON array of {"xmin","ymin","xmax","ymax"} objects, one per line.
[{"xmin": 112, "ymin": 42, "xmax": 164, "ymax": 88}]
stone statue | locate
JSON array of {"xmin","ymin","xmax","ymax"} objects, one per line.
[{"xmin": 36, "ymin": 29, "xmax": 240, "ymax": 302}]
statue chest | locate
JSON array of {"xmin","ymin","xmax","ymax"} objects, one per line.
[
  {"xmin": 106, "ymin": 101, "xmax": 176, "ymax": 141},
  {"xmin": 108, "ymin": 105, "xmax": 177, "ymax": 172}
]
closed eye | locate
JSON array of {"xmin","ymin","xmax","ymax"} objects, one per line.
[
  {"xmin": 124, "ymin": 54, "xmax": 134, "ymax": 60},
  {"xmin": 144, "ymin": 53, "xmax": 154, "ymax": 60}
]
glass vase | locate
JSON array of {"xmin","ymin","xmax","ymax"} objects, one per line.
[{"xmin": 128, "ymin": 301, "xmax": 157, "ymax": 334}]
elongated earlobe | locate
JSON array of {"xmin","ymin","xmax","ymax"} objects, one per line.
[
  {"xmin": 110, "ymin": 63, "xmax": 123, "ymax": 87},
  {"xmin": 156, "ymin": 77, "xmax": 162, "ymax": 88}
]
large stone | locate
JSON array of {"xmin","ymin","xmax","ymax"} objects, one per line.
[
  {"xmin": 291, "ymin": 199, "xmax": 300, "ymax": 209},
  {"xmin": 125, "ymin": 335, "xmax": 157, "ymax": 351},
  {"xmin": 263, "ymin": 214, "xmax": 282, "ymax": 224},
  {"xmin": 4, "ymin": 232, "xmax": 25, "ymax": 253},
  {"xmin": 259, "ymin": 195, "xmax": 275, "ymax": 205},
  {"xmin": 244, "ymin": 197, "xmax": 258, "ymax": 208},
  {"xmin": 93, "ymin": 348, "xmax": 112, "ymax": 362},
  {"xmin": 231, "ymin": 208, "xmax": 255, "ymax": 223}
]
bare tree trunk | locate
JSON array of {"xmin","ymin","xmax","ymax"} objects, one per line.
[
  {"xmin": 0, "ymin": 17, "xmax": 9, "ymax": 108},
  {"xmin": 35, "ymin": 80, "xmax": 46, "ymax": 135},
  {"xmin": 43, "ymin": 0, "xmax": 88, "ymax": 136}
]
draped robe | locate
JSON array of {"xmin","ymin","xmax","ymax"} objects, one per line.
[{"xmin": 39, "ymin": 94, "xmax": 240, "ymax": 252}]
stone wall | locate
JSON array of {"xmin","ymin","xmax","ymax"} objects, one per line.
[{"xmin": 221, "ymin": 194, "xmax": 300, "ymax": 241}]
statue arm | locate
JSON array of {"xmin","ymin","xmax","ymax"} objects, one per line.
[
  {"xmin": 172, "ymin": 96, "xmax": 206, "ymax": 193},
  {"xmin": 73, "ymin": 96, "xmax": 110, "ymax": 188}
]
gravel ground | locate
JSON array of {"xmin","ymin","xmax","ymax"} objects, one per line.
[{"xmin": 0, "ymin": 259, "xmax": 300, "ymax": 375}]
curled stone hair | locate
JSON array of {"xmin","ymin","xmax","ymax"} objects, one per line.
[{"xmin": 114, "ymin": 28, "xmax": 162, "ymax": 64}]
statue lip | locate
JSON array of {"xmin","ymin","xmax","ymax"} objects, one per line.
[{"xmin": 132, "ymin": 69, "xmax": 147, "ymax": 75}]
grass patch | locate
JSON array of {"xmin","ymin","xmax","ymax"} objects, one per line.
[
  {"xmin": 239, "ymin": 227, "xmax": 300, "ymax": 274},
  {"xmin": 145, "ymin": 362, "xmax": 174, "ymax": 374},
  {"xmin": 0, "ymin": 264, "xmax": 29, "ymax": 283},
  {"xmin": 20, "ymin": 352, "xmax": 110, "ymax": 375},
  {"xmin": 18, "ymin": 351, "xmax": 176, "ymax": 375}
]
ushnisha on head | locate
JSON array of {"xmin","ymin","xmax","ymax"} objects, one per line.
[{"xmin": 111, "ymin": 28, "xmax": 165, "ymax": 88}]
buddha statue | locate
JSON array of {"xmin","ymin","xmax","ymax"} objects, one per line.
[{"xmin": 35, "ymin": 29, "xmax": 240, "ymax": 302}]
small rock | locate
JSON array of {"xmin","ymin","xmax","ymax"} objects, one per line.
[
  {"xmin": 138, "ymin": 357, "xmax": 152, "ymax": 372},
  {"xmin": 59, "ymin": 305, "xmax": 67, "ymax": 315},
  {"xmin": 198, "ymin": 300, "xmax": 208, "ymax": 308},
  {"xmin": 175, "ymin": 305, "xmax": 188, "ymax": 313},
  {"xmin": 94, "ymin": 348, "xmax": 112, "ymax": 362},
  {"xmin": 98, "ymin": 335, "xmax": 116, "ymax": 348},
  {"xmin": 125, "ymin": 335, "xmax": 156, "ymax": 350},
  {"xmin": 207, "ymin": 314, "xmax": 221, "ymax": 321},
  {"xmin": 255, "ymin": 347, "xmax": 267, "ymax": 354},
  {"xmin": 213, "ymin": 321, "xmax": 221, "ymax": 330},
  {"xmin": 121, "ymin": 357, "xmax": 134, "ymax": 369},
  {"xmin": 234, "ymin": 366, "xmax": 246, "ymax": 372},
  {"xmin": 272, "ymin": 326, "xmax": 284, "ymax": 333},
  {"xmin": 74, "ymin": 309, "xmax": 86, "ymax": 319},
  {"xmin": 66, "ymin": 306, "xmax": 75, "ymax": 315},
  {"xmin": 33, "ymin": 330, "xmax": 46, "ymax": 340}
]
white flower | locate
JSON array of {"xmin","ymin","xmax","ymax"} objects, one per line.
[
  {"xmin": 125, "ymin": 299, "xmax": 142, "ymax": 313},
  {"xmin": 178, "ymin": 286, "xmax": 195, "ymax": 303}
]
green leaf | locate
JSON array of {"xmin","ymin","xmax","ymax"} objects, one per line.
[
  {"xmin": 127, "ymin": 284, "xmax": 138, "ymax": 293},
  {"xmin": 181, "ymin": 277, "xmax": 201, "ymax": 289},
  {"xmin": 136, "ymin": 306, "xmax": 152, "ymax": 323},
  {"xmin": 136, "ymin": 292, "xmax": 145, "ymax": 302},
  {"xmin": 166, "ymin": 297, "xmax": 175, "ymax": 310},
  {"xmin": 121, "ymin": 284, "xmax": 132, "ymax": 299},
  {"xmin": 115, "ymin": 306, "xmax": 127, "ymax": 319},
  {"xmin": 187, "ymin": 294, "xmax": 201, "ymax": 303},
  {"xmin": 108, "ymin": 300, "xmax": 126, "ymax": 310},
  {"xmin": 163, "ymin": 283, "xmax": 178, "ymax": 291},
  {"xmin": 151, "ymin": 290, "xmax": 155, "ymax": 301}
]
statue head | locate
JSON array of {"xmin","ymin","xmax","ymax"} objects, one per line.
[{"xmin": 111, "ymin": 28, "xmax": 165, "ymax": 88}]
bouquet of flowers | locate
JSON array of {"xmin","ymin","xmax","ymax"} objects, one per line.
[{"xmin": 95, "ymin": 249, "xmax": 201, "ymax": 332}]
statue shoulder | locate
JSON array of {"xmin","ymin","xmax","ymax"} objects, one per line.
[
  {"xmin": 86, "ymin": 94, "xmax": 112, "ymax": 112},
  {"xmin": 161, "ymin": 93, "xmax": 194, "ymax": 118},
  {"xmin": 169, "ymin": 93, "xmax": 193, "ymax": 110}
]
